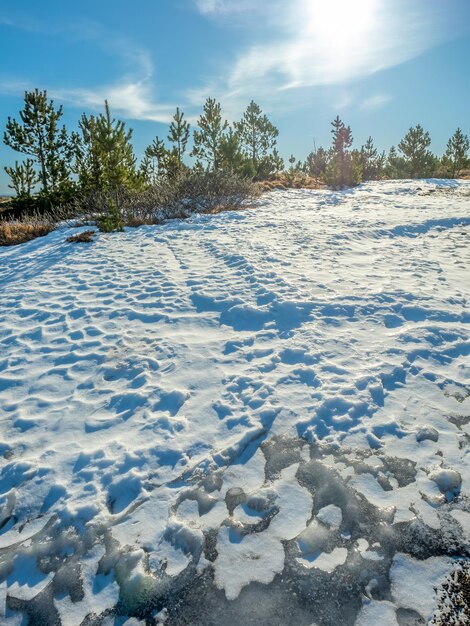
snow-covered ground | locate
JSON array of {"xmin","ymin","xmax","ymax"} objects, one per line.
[{"xmin": 0, "ymin": 179, "xmax": 469, "ymax": 625}]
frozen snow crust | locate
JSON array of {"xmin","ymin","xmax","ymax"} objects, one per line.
[{"xmin": 0, "ymin": 179, "xmax": 469, "ymax": 624}]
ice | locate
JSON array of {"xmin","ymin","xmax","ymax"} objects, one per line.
[
  {"xmin": 0, "ymin": 180, "xmax": 469, "ymax": 623},
  {"xmin": 6, "ymin": 554, "xmax": 54, "ymax": 602},
  {"xmin": 356, "ymin": 600, "xmax": 399, "ymax": 625},
  {"xmin": 298, "ymin": 547, "xmax": 348, "ymax": 572},
  {"xmin": 316, "ymin": 504, "xmax": 342, "ymax": 529},
  {"xmin": 214, "ymin": 526, "xmax": 285, "ymax": 600}
]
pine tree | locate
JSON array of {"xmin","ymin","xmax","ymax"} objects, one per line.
[
  {"xmin": 269, "ymin": 149, "xmax": 285, "ymax": 175},
  {"xmin": 385, "ymin": 146, "xmax": 406, "ymax": 179},
  {"xmin": 443, "ymin": 128, "xmax": 469, "ymax": 178},
  {"xmin": 234, "ymin": 101, "xmax": 279, "ymax": 177},
  {"xmin": 4, "ymin": 159, "xmax": 38, "ymax": 199},
  {"xmin": 359, "ymin": 136, "xmax": 385, "ymax": 181},
  {"xmin": 191, "ymin": 98, "xmax": 228, "ymax": 170},
  {"xmin": 168, "ymin": 107, "xmax": 190, "ymax": 168},
  {"xmin": 398, "ymin": 124, "xmax": 435, "ymax": 179},
  {"xmin": 4, "ymin": 89, "xmax": 73, "ymax": 199},
  {"xmin": 75, "ymin": 101, "xmax": 138, "ymax": 192},
  {"xmin": 141, "ymin": 137, "xmax": 169, "ymax": 184},
  {"xmin": 219, "ymin": 128, "xmax": 254, "ymax": 176},
  {"xmin": 305, "ymin": 146, "xmax": 328, "ymax": 180},
  {"xmin": 325, "ymin": 116, "xmax": 360, "ymax": 188}
]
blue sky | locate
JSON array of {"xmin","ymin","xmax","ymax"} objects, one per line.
[{"xmin": 1, "ymin": 0, "xmax": 470, "ymax": 193}]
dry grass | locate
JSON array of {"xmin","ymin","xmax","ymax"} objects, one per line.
[
  {"xmin": 0, "ymin": 217, "xmax": 55, "ymax": 246},
  {"xmin": 258, "ymin": 174, "xmax": 325, "ymax": 192},
  {"xmin": 66, "ymin": 230, "xmax": 96, "ymax": 243}
]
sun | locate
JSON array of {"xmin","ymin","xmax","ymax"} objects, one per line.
[{"xmin": 301, "ymin": 0, "xmax": 380, "ymax": 70}]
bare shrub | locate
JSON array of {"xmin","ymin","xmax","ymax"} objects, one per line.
[{"xmin": 71, "ymin": 171, "xmax": 260, "ymax": 228}]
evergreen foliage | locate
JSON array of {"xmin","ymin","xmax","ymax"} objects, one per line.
[
  {"xmin": 4, "ymin": 89, "xmax": 74, "ymax": 203},
  {"xmin": 234, "ymin": 101, "xmax": 279, "ymax": 177},
  {"xmin": 2, "ymin": 85, "xmax": 469, "ymax": 216},
  {"xmin": 191, "ymin": 98, "xmax": 228, "ymax": 170},
  {"xmin": 97, "ymin": 197, "xmax": 124, "ymax": 232},
  {"xmin": 5, "ymin": 159, "xmax": 38, "ymax": 198},
  {"xmin": 325, "ymin": 116, "xmax": 361, "ymax": 188},
  {"xmin": 75, "ymin": 101, "xmax": 139, "ymax": 193},
  {"xmin": 141, "ymin": 137, "xmax": 170, "ymax": 184},
  {"xmin": 385, "ymin": 146, "xmax": 406, "ymax": 179},
  {"xmin": 168, "ymin": 107, "xmax": 190, "ymax": 169},
  {"xmin": 358, "ymin": 136, "xmax": 385, "ymax": 181},
  {"xmin": 398, "ymin": 124, "xmax": 436, "ymax": 178},
  {"xmin": 443, "ymin": 128, "xmax": 469, "ymax": 178},
  {"xmin": 219, "ymin": 128, "xmax": 254, "ymax": 177},
  {"xmin": 305, "ymin": 146, "xmax": 328, "ymax": 180}
]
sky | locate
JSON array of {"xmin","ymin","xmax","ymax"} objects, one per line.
[{"xmin": 0, "ymin": 0, "xmax": 470, "ymax": 193}]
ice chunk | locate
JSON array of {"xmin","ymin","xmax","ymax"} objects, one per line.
[
  {"xmin": 316, "ymin": 504, "xmax": 342, "ymax": 529},
  {"xmin": 428, "ymin": 467, "xmax": 461, "ymax": 500},
  {"xmin": 297, "ymin": 547, "xmax": 348, "ymax": 572},
  {"xmin": 214, "ymin": 526, "xmax": 285, "ymax": 600},
  {"xmin": 356, "ymin": 600, "xmax": 399, "ymax": 625}
]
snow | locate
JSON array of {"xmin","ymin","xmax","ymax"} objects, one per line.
[
  {"xmin": 356, "ymin": 600, "xmax": 399, "ymax": 626},
  {"xmin": 0, "ymin": 179, "xmax": 469, "ymax": 624},
  {"xmin": 298, "ymin": 546, "xmax": 348, "ymax": 572},
  {"xmin": 316, "ymin": 504, "xmax": 342, "ymax": 529},
  {"xmin": 390, "ymin": 553, "xmax": 454, "ymax": 620}
]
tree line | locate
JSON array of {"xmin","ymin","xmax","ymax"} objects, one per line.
[{"xmin": 2, "ymin": 89, "xmax": 469, "ymax": 210}]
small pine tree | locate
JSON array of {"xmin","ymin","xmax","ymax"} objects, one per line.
[
  {"xmin": 75, "ymin": 101, "xmax": 138, "ymax": 193},
  {"xmin": 305, "ymin": 146, "xmax": 328, "ymax": 180},
  {"xmin": 235, "ymin": 101, "xmax": 279, "ymax": 177},
  {"xmin": 4, "ymin": 159, "xmax": 38, "ymax": 198},
  {"xmin": 359, "ymin": 136, "xmax": 385, "ymax": 181},
  {"xmin": 191, "ymin": 98, "xmax": 228, "ymax": 171},
  {"xmin": 168, "ymin": 107, "xmax": 190, "ymax": 169},
  {"xmin": 269, "ymin": 149, "xmax": 284, "ymax": 175},
  {"xmin": 385, "ymin": 145, "xmax": 406, "ymax": 179},
  {"xmin": 285, "ymin": 154, "xmax": 305, "ymax": 185},
  {"xmin": 4, "ymin": 89, "xmax": 73, "ymax": 202},
  {"xmin": 219, "ymin": 128, "xmax": 254, "ymax": 176},
  {"xmin": 443, "ymin": 128, "xmax": 469, "ymax": 178},
  {"xmin": 325, "ymin": 116, "xmax": 360, "ymax": 188},
  {"xmin": 141, "ymin": 137, "xmax": 169, "ymax": 184},
  {"xmin": 97, "ymin": 197, "xmax": 124, "ymax": 233},
  {"xmin": 398, "ymin": 124, "xmax": 436, "ymax": 179}
]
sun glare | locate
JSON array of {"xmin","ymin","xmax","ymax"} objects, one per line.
[{"xmin": 302, "ymin": 0, "xmax": 380, "ymax": 69}]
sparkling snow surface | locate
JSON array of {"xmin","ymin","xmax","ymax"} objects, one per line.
[{"xmin": 0, "ymin": 179, "xmax": 469, "ymax": 625}]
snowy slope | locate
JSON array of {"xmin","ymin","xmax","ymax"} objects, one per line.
[{"xmin": 0, "ymin": 179, "xmax": 469, "ymax": 625}]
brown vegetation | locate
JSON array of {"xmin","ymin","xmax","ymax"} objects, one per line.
[
  {"xmin": 258, "ymin": 174, "xmax": 325, "ymax": 192},
  {"xmin": 0, "ymin": 216, "xmax": 55, "ymax": 246},
  {"xmin": 66, "ymin": 230, "xmax": 96, "ymax": 243}
]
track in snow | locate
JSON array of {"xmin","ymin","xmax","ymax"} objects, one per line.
[{"xmin": 0, "ymin": 179, "xmax": 469, "ymax": 625}]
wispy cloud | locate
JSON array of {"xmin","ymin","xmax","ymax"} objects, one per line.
[
  {"xmin": 194, "ymin": 0, "xmax": 267, "ymax": 17},
  {"xmin": 195, "ymin": 0, "xmax": 225, "ymax": 14},
  {"xmin": 51, "ymin": 82, "xmax": 175, "ymax": 124},
  {"xmin": 193, "ymin": 0, "xmax": 459, "ymax": 110},
  {"xmin": 360, "ymin": 94, "xmax": 392, "ymax": 112},
  {"xmin": 51, "ymin": 49, "xmax": 176, "ymax": 123},
  {"xmin": 0, "ymin": 18, "xmax": 176, "ymax": 123}
]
